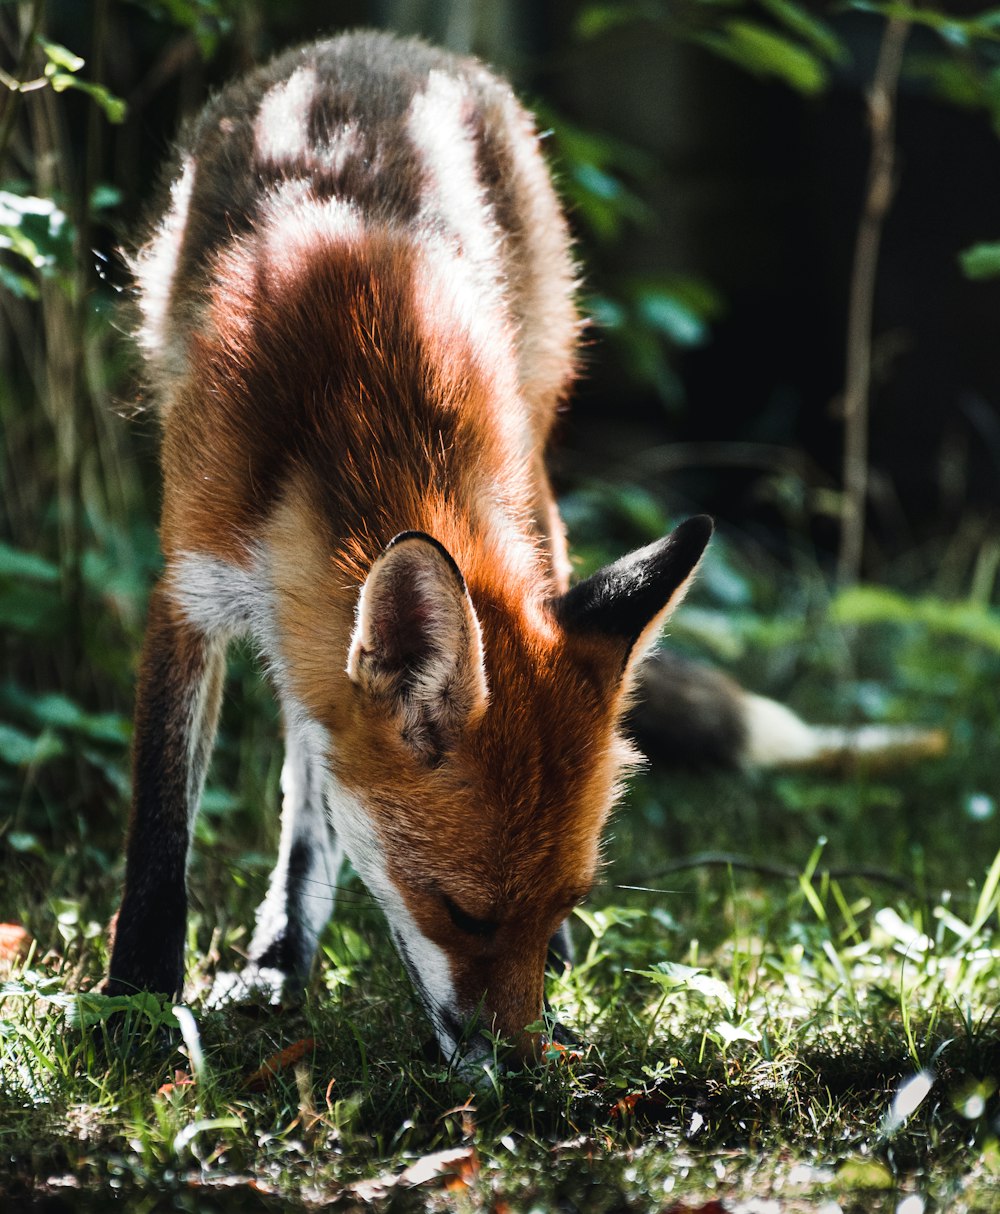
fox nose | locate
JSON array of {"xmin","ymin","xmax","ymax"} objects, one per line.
[{"xmin": 433, "ymin": 1006, "xmax": 578, "ymax": 1070}]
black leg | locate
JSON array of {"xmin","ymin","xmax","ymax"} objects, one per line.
[{"xmin": 106, "ymin": 584, "xmax": 225, "ymax": 997}]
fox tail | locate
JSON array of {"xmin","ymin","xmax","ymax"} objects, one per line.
[{"xmin": 629, "ymin": 651, "xmax": 947, "ymax": 771}]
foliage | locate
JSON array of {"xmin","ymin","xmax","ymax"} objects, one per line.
[{"xmin": 35, "ymin": 35, "xmax": 127, "ymax": 122}]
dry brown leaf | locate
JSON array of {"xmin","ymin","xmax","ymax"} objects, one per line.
[
  {"xmin": 243, "ymin": 1037, "xmax": 316, "ymax": 1091},
  {"xmin": 0, "ymin": 923, "xmax": 33, "ymax": 963}
]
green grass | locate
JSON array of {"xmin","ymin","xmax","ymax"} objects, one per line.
[
  {"xmin": 3, "ymin": 830, "xmax": 1000, "ymax": 1211},
  {"xmin": 3, "ymin": 528, "xmax": 1000, "ymax": 1211}
]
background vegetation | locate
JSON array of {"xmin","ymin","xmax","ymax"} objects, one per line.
[{"xmin": 2, "ymin": 1, "xmax": 1000, "ymax": 1210}]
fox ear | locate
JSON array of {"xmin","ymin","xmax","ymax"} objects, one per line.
[
  {"xmin": 552, "ymin": 515, "xmax": 713, "ymax": 671},
  {"xmin": 347, "ymin": 532, "xmax": 489, "ymax": 760}
]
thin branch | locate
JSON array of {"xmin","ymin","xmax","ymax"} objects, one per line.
[
  {"xmin": 0, "ymin": 0, "xmax": 45, "ymax": 176},
  {"xmin": 837, "ymin": 16, "xmax": 910, "ymax": 585}
]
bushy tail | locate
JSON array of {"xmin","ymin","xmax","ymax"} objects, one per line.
[{"xmin": 628, "ymin": 651, "xmax": 948, "ymax": 771}]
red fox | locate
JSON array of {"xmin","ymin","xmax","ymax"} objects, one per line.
[
  {"xmin": 104, "ymin": 30, "xmax": 936, "ymax": 1064},
  {"xmin": 103, "ymin": 30, "xmax": 714, "ymax": 1062}
]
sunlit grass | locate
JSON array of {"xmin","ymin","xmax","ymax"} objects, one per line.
[{"xmin": 3, "ymin": 816, "xmax": 1000, "ymax": 1209}]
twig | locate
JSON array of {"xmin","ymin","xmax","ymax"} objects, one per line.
[
  {"xmin": 641, "ymin": 850, "xmax": 917, "ymax": 896},
  {"xmin": 0, "ymin": 0, "xmax": 45, "ymax": 175},
  {"xmin": 837, "ymin": 16, "xmax": 910, "ymax": 585}
]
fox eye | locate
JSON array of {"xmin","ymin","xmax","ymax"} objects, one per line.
[{"xmin": 443, "ymin": 894, "xmax": 497, "ymax": 938}]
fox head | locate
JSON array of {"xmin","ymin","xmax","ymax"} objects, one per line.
[{"xmin": 332, "ymin": 516, "xmax": 713, "ymax": 1065}]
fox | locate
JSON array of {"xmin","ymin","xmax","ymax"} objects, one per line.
[
  {"xmin": 103, "ymin": 29, "xmax": 716, "ymax": 1063},
  {"xmin": 104, "ymin": 30, "xmax": 938, "ymax": 1065}
]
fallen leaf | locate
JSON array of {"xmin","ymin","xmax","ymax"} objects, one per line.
[
  {"xmin": 0, "ymin": 923, "xmax": 33, "ymax": 963},
  {"xmin": 612, "ymin": 1091, "xmax": 641, "ymax": 1118},
  {"xmin": 350, "ymin": 1146, "xmax": 478, "ymax": 1201},
  {"xmin": 243, "ymin": 1037, "xmax": 316, "ymax": 1091},
  {"xmin": 156, "ymin": 1068, "xmax": 194, "ymax": 1096},
  {"xmin": 542, "ymin": 1039, "xmax": 584, "ymax": 1065}
]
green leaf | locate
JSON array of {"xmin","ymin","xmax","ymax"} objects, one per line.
[
  {"xmin": 0, "ymin": 582, "xmax": 64, "ymax": 634},
  {"xmin": 628, "ymin": 960, "xmax": 735, "ymax": 1012},
  {"xmin": 907, "ymin": 55, "xmax": 985, "ymax": 111},
  {"xmin": 30, "ymin": 693, "xmax": 129, "ymax": 744},
  {"xmin": 847, "ymin": 2, "xmax": 1000, "ymax": 45},
  {"xmin": 573, "ymin": 904, "xmax": 645, "ymax": 940},
  {"xmin": 0, "ymin": 723, "xmax": 65, "ymax": 767},
  {"xmin": 89, "ymin": 183, "xmax": 122, "ymax": 212},
  {"xmin": 0, "ymin": 263, "xmax": 38, "ymax": 299},
  {"xmin": 173, "ymin": 1117, "xmax": 243, "ymax": 1156},
  {"xmin": 699, "ymin": 21, "xmax": 828, "ymax": 95},
  {"xmin": 587, "ymin": 294, "xmax": 627, "ymax": 331},
  {"xmin": 959, "ymin": 241, "xmax": 1000, "ymax": 279},
  {"xmin": 0, "ymin": 542, "xmax": 59, "ymax": 582},
  {"xmin": 835, "ymin": 1157, "xmax": 894, "ymax": 1189},
  {"xmin": 712, "ymin": 1020, "xmax": 761, "ymax": 1046},
  {"xmin": 572, "ymin": 161, "xmax": 625, "ymax": 203},
  {"xmin": 46, "ymin": 75, "xmax": 127, "ymax": 123},
  {"xmin": 6, "ymin": 832, "xmax": 43, "ymax": 855},
  {"xmin": 0, "ymin": 192, "xmax": 73, "ymax": 280},
  {"xmin": 831, "ymin": 585, "xmax": 1000, "ymax": 652},
  {"xmin": 1, "ymin": 683, "xmax": 130, "ymax": 746},
  {"xmin": 37, "ymin": 36, "xmax": 85, "ymax": 74},
  {"xmin": 758, "ymin": 0, "xmax": 846, "ymax": 62},
  {"xmin": 636, "ymin": 290, "xmax": 708, "ymax": 346},
  {"xmin": 141, "ymin": 0, "xmax": 234, "ymax": 60},
  {"xmin": 575, "ymin": 2, "xmax": 661, "ymax": 40},
  {"xmin": 57, "ymin": 990, "xmax": 180, "ymax": 1031}
]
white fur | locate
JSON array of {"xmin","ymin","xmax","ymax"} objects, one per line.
[
  {"xmin": 133, "ymin": 155, "xmax": 195, "ymax": 378},
  {"xmin": 168, "ymin": 550, "xmax": 265, "ymax": 639},
  {"xmin": 740, "ymin": 693, "xmax": 947, "ymax": 768},
  {"xmin": 408, "ymin": 71, "xmax": 501, "ymax": 288},
  {"xmin": 323, "ymin": 775, "xmax": 461, "ymax": 1057},
  {"xmin": 740, "ymin": 693, "xmax": 824, "ymax": 767},
  {"xmin": 319, "ymin": 120, "xmax": 362, "ymax": 176},
  {"xmin": 263, "ymin": 188, "xmax": 363, "ymax": 278},
  {"xmin": 182, "ymin": 636, "xmax": 225, "ymax": 838},
  {"xmin": 407, "ymin": 73, "xmax": 523, "ymax": 413},
  {"xmin": 249, "ymin": 708, "xmax": 344, "ymax": 962},
  {"xmin": 490, "ymin": 89, "xmax": 581, "ymax": 411},
  {"xmin": 169, "ymin": 548, "xmax": 293, "ymax": 699},
  {"xmin": 254, "ymin": 67, "xmax": 317, "ymax": 165}
]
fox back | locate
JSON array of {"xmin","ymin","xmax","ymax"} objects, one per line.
[{"xmin": 107, "ymin": 30, "xmax": 711, "ymax": 1065}]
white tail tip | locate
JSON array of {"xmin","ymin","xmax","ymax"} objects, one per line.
[{"xmin": 741, "ymin": 693, "xmax": 948, "ymax": 771}]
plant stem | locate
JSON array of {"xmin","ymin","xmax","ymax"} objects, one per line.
[
  {"xmin": 0, "ymin": 0, "xmax": 45, "ymax": 176},
  {"xmin": 837, "ymin": 16, "xmax": 909, "ymax": 586}
]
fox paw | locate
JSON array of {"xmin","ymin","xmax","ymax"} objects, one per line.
[{"xmin": 204, "ymin": 965, "xmax": 300, "ymax": 1011}]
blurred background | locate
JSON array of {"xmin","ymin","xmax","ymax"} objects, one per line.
[{"xmin": 3, "ymin": 1, "xmax": 1000, "ymax": 898}]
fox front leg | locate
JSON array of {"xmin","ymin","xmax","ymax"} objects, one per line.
[
  {"xmin": 105, "ymin": 583, "xmax": 225, "ymax": 998},
  {"xmin": 209, "ymin": 709, "xmax": 344, "ymax": 1007}
]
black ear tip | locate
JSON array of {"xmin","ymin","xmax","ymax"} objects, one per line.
[{"xmin": 670, "ymin": 514, "xmax": 714, "ymax": 557}]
